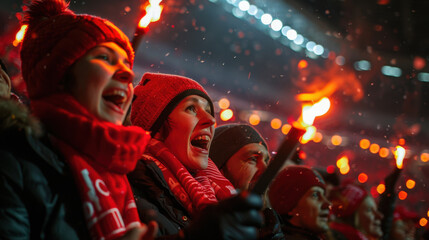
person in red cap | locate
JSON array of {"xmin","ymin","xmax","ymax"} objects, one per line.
[
  {"xmin": 0, "ymin": 0, "xmax": 157, "ymax": 239},
  {"xmin": 268, "ymin": 165, "xmax": 331, "ymax": 240},
  {"xmin": 329, "ymin": 183, "xmax": 384, "ymax": 240},
  {"xmin": 389, "ymin": 205, "xmax": 418, "ymax": 240},
  {"xmin": 128, "ymin": 72, "xmax": 263, "ymax": 239}
]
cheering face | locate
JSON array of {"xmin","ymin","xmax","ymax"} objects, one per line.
[
  {"xmin": 289, "ymin": 186, "xmax": 331, "ymax": 234},
  {"xmin": 69, "ymin": 42, "xmax": 134, "ymax": 125},
  {"xmin": 356, "ymin": 196, "xmax": 384, "ymax": 238},
  {"xmin": 162, "ymin": 95, "xmax": 215, "ymax": 171},
  {"xmin": 222, "ymin": 143, "xmax": 269, "ymax": 190}
]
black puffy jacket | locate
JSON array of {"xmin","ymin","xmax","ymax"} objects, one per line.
[{"xmin": 0, "ymin": 100, "xmax": 89, "ymax": 239}]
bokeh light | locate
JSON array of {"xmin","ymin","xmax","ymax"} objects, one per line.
[
  {"xmin": 369, "ymin": 143, "xmax": 380, "ymax": 154},
  {"xmin": 298, "ymin": 59, "xmax": 308, "ymax": 69},
  {"xmin": 406, "ymin": 179, "xmax": 416, "ymax": 189},
  {"xmin": 218, "ymin": 98, "xmax": 230, "ymax": 109},
  {"xmin": 421, "ymin": 152, "xmax": 429, "ymax": 162},
  {"xmin": 281, "ymin": 124, "xmax": 292, "ymax": 135},
  {"xmin": 220, "ymin": 109, "xmax": 233, "ymax": 121},
  {"xmin": 249, "ymin": 114, "xmax": 260, "ymax": 125},
  {"xmin": 398, "ymin": 191, "xmax": 407, "ymax": 200},
  {"xmin": 376, "ymin": 184, "xmax": 385, "ymax": 194},
  {"xmin": 331, "ymin": 135, "xmax": 342, "ymax": 146},
  {"xmin": 379, "ymin": 147, "xmax": 390, "ymax": 158},
  {"xmin": 313, "ymin": 132, "xmax": 323, "ymax": 143},
  {"xmin": 360, "ymin": 139, "xmax": 370, "ymax": 149},
  {"xmin": 358, "ymin": 173, "xmax": 368, "ymax": 183},
  {"xmin": 271, "ymin": 118, "xmax": 282, "ymax": 129},
  {"xmin": 420, "ymin": 218, "xmax": 428, "ymax": 227}
]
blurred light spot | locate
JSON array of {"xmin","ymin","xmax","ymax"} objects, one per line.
[
  {"xmin": 286, "ymin": 29, "xmax": 297, "ymax": 40},
  {"xmin": 379, "ymin": 147, "xmax": 390, "ymax": 158},
  {"xmin": 377, "ymin": 0, "xmax": 390, "ymax": 5},
  {"xmin": 13, "ymin": 24, "xmax": 28, "ymax": 47},
  {"xmin": 301, "ymin": 126, "xmax": 316, "ymax": 144},
  {"xmin": 398, "ymin": 191, "xmax": 407, "ymax": 200},
  {"xmin": 360, "ymin": 139, "xmax": 370, "ymax": 149},
  {"xmin": 306, "ymin": 41, "xmax": 316, "ymax": 52},
  {"xmin": 254, "ymin": 9, "xmax": 264, "ymax": 19},
  {"xmin": 261, "ymin": 13, "xmax": 273, "ymax": 25},
  {"xmin": 358, "ymin": 173, "xmax": 368, "ymax": 183},
  {"xmin": 313, "ymin": 132, "xmax": 323, "ymax": 143},
  {"xmin": 427, "ymin": 210, "xmax": 429, "ymax": 218},
  {"xmin": 369, "ymin": 143, "xmax": 380, "ymax": 154},
  {"xmin": 377, "ymin": 184, "xmax": 385, "ymax": 194},
  {"xmin": 271, "ymin": 19, "xmax": 283, "ymax": 31},
  {"xmin": 281, "ymin": 26, "xmax": 291, "ymax": 36},
  {"xmin": 298, "ymin": 59, "xmax": 308, "ymax": 69},
  {"xmin": 335, "ymin": 56, "xmax": 345, "ymax": 66},
  {"xmin": 421, "ymin": 152, "xmax": 429, "ymax": 162},
  {"xmin": 331, "ymin": 135, "xmax": 342, "ymax": 146},
  {"xmin": 326, "ymin": 165, "xmax": 335, "ymax": 174},
  {"xmin": 220, "ymin": 109, "xmax": 233, "ymax": 121},
  {"xmin": 281, "ymin": 124, "xmax": 292, "ymax": 135},
  {"xmin": 354, "ymin": 60, "xmax": 371, "ymax": 71},
  {"xmin": 232, "ymin": 8, "xmax": 245, "ymax": 18},
  {"xmin": 271, "ymin": 118, "xmax": 282, "ymax": 129},
  {"xmin": 249, "ymin": 114, "xmax": 260, "ymax": 125},
  {"xmin": 406, "ymin": 179, "xmax": 416, "ymax": 189},
  {"xmin": 413, "ymin": 56, "xmax": 426, "ymax": 70},
  {"xmin": 420, "ymin": 218, "xmax": 428, "ymax": 227},
  {"xmin": 339, "ymin": 165, "xmax": 350, "ymax": 175},
  {"xmin": 381, "ymin": 65, "xmax": 402, "ymax": 77},
  {"xmin": 247, "ymin": 5, "xmax": 258, "ymax": 15},
  {"xmin": 337, "ymin": 156, "xmax": 350, "ymax": 175},
  {"xmin": 238, "ymin": 0, "xmax": 250, "ymax": 11},
  {"xmin": 218, "ymin": 98, "xmax": 230, "ymax": 109},
  {"xmin": 293, "ymin": 34, "xmax": 304, "ymax": 45},
  {"xmin": 313, "ymin": 45, "xmax": 324, "ymax": 55},
  {"xmin": 399, "ymin": 138, "xmax": 406, "ymax": 145},
  {"xmin": 418, "ymin": 72, "xmax": 429, "ymax": 83}
]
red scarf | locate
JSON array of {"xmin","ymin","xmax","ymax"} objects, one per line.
[
  {"xmin": 32, "ymin": 94, "xmax": 151, "ymax": 240},
  {"xmin": 144, "ymin": 139, "xmax": 236, "ymax": 215},
  {"xmin": 330, "ymin": 222, "xmax": 369, "ymax": 240}
]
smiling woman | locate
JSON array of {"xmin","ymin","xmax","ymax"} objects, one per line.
[{"xmin": 128, "ymin": 72, "xmax": 264, "ymax": 239}]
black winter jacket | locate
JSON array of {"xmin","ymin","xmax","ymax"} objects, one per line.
[
  {"xmin": 128, "ymin": 159, "xmax": 191, "ymax": 237},
  {"xmin": 0, "ymin": 100, "xmax": 89, "ymax": 239}
]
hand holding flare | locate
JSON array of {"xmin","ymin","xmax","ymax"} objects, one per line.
[{"xmin": 132, "ymin": 0, "xmax": 163, "ymax": 51}]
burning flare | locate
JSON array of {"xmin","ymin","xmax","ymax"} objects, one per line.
[
  {"xmin": 13, "ymin": 24, "xmax": 28, "ymax": 47},
  {"xmin": 138, "ymin": 0, "xmax": 163, "ymax": 28},
  {"xmin": 294, "ymin": 97, "xmax": 330, "ymax": 144},
  {"xmin": 394, "ymin": 145, "xmax": 406, "ymax": 169}
]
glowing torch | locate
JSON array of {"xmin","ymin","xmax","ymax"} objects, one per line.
[
  {"xmin": 394, "ymin": 145, "xmax": 406, "ymax": 169},
  {"xmin": 297, "ymin": 97, "xmax": 331, "ymax": 144},
  {"xmin": 252, "ymin": 97, "xmax": 331, "ymax": 195},
  {"xmin": 13, "ymin": 24, "xmax": 28, "ymax": 47},
  {"xmin": 132, "ymin": 0, "xmax": 163, "ymax": 51}
]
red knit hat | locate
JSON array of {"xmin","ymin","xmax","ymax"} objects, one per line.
[
  {"xmin": 20, "ymin": 0, "xmax": 134, "ymax": 100},
  {"xmin": 329, "ymin": 183, "xmax": 368, "ymax": 218},
  {"xmin": 268, "ymin": 166, "xmax": 326, "ymax": 216},
  {"xmin": 131, "ymin": 72, "xmax": 214, "ymax": 135}
]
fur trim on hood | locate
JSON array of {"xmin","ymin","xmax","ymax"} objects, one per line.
[{"xmin": 0, "ymin": 100, "xmax": 42, "ymax": 137}]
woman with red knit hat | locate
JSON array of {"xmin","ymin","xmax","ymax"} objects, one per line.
[
  {"xmin": 0, "ymin": 0, "xmax": 156, "ymax": 239},
  {"xmin": 128, "ymin": 72, "xmax": 263, "ymax": 239}
]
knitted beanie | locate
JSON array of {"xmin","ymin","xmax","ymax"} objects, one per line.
[
  {"xmin": 329, "ymin": 183, "xmax": 368, "ymax": 218},
  {"xmin": 131, "ymin": 72, "xmax": 214, "ymax": 135},
  {"xmin": 268, "ymin": 166, "xmax": 326, "ymax": 216},
  {"xmin": 20, "ymin": 0, "xmax": 134, "ymax": 100},
  {"xmin": 209, "ymin": 124, "xmax": 268, "ymax": 169}
]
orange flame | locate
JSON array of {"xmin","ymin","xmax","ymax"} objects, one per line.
[
  {"xmin": 13, "ymin": 24, "xmax": 28, "ymax": 47},
  {"xmin": 138, "ymin": 0, "xmax": 163, "ymax": 28},
  {"xmin": 300, "ymin": 126, "xmax": 316, "ymax": 144},
  {"xmin": 394, "ymin": 145, "xmax": 406, "ymax": 169},
  {"xmin": 294, "ymin": 97, "xmax": 331, "ymax": 129}
]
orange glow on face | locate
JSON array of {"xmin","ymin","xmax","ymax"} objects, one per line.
[
  {"xmin": 281, "ymin": 124, "xmax": 292, "ymax": 135},
  {"xmin": 220, "ymin": 109, "xmax": 233, "ymax": 121},
  {"xmin": 249, "ymin": 114, "xmax": 260, "ymax": 126},
  {"xmin": 298, "ymin": 59, "xmax": 308, "ymax": 69},
  {"xmin": 421, "ymin": 153, "xmax": 429, "ymax": 162},
  {"xmin": 376, "ymin": 184, "xmax": 385, "ymax": 194},
  {"xmin": 271, "ymin": 118, "xmax": 282, "ymax": 129},
  {"xmin": 358, "ymin": 173, "xmax": 368, "ymax": 183},
  {"xmin": 369, "ymin": 143, "xmax": 380, "ymax": 154},
  {"xmin": 13, "ymin": 24, "xmax": 28, "ymax": 47},
  {"xmin": 394, "ymin": 146, "xmax": 406, "ymax": 169},
  {"xmin": 420, "ymin": 218, "xmax": 428, "ymax": 227},
  {"xmin": 359, "ymin": 139, "xmax": 370, "ymax": 149},
  {"xmin": 398, "ymin": 138, "xmax": 406, "ymax": 145},
  {"xmin": 331, "ymin": 135, "xmax": 342, "ymax": 146},
  {"xmin": 218, "ymin": 98, "xmax": 230, "ymax": 109},
  {"xmin": 313, "ymin": 132, "xmax": 323, "ymax": 143},
  {"xmin": 138, "ymin": 0, "xmax": 163, "ymax": 28},
  {"xmin": 406, "ymin": 179, "xmax": 416, "ymax": 189},
  {"xmin": 300, "ymin": 126, "xmax": 316, "ymax": 144},
  {"xmin": 379, "ymin": 147, "xmax": 390, "ymax": 158},
  {"xmin": 398, "ymin": 191, "xmax": 407, "ymax": 200}
]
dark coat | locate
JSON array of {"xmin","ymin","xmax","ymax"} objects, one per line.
[
  {"xmin": 0, "ymin": 100, "xmax": 89, "ymax": 239},
  {"xmin": 128, "ymin": 159, "xmax": 191, "ymax": 237},
  {"xmin": 281, "ymin": 220, "xmax": 324, "ymax": 240}
]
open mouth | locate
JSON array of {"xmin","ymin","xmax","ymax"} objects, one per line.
[
  {"xmin": 102, "ymin": 89, "xmax": 128, "ymax": 110},
  {"xmin": 190, "ymin": 135, "xmax": 210, "ymax": 151}
]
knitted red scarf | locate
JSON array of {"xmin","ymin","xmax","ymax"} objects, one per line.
[
  {"xmin": 144, "ymin": 139, "xmax": 236, "ymax": 216},
  {"xmin": 32, "ymin": 94, "xmax": 151, "ymax": 240},
  {"xmin": 330, "ymin": 222, "xmax": 369, "ymax": 240}
]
